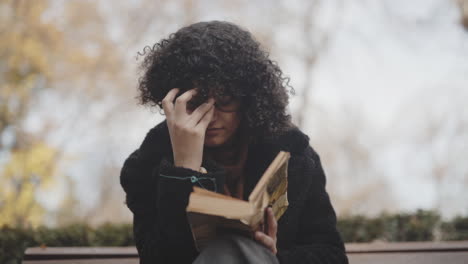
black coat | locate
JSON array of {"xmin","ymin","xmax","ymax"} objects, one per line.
[{"xmin": 120, "ymin": 121, "xmax": 348, "ymax": 264}]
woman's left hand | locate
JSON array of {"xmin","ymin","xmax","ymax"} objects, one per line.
[{"xmin": 254, "ymin": 207, "xmax": 278, "ymax": 255}]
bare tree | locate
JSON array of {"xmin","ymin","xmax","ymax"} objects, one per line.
[
  {"xmin": 288, "ymin": 0, "xmax": 343, "ymax": 129},
  {"xmin": 390, "ymin": 85, "xmax": 468, "ymax": 217},
  {"xmin": 457, "ymin": 0, "xmax": 468, "ymax": 30},
  {"xmin": 308, "ymin": 104, "xmax": 395, "ymax": 216}
]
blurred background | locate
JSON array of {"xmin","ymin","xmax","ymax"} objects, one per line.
[{"xmin": 1, "ymin": 0, "xmax": 468, "ymax": 233}]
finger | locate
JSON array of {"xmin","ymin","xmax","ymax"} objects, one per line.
[
  {"xmin": 257, "ymin": 223, "xmax": 264, "ymax": 232},
  {"xmin": 161, "ymin": 88, "xmax": 179, "ymax": 116},
  {"xmin": 267, "ymin": 207, "xmax": 278, "ymax": 238},
  {"xmin": 196, "ymin": 104, "xmax": 214, "ymax": 129},
  {"xmin": 255, "ymin": 231, "xmax": 275, "ymax": 253},
  {"xmin": 174, "ymin": 89, "xmax": 197, "ymax": 117},
  {"xmin": 188, "ymin": 98, "xmax": 215, "ymax": 125}
]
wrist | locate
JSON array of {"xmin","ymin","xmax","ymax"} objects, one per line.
[
  {"xmin": 173, "ymin": 158, "xmax": 201, "ymax": 172},
  {"xmin": 174, "ymin": 163, "xmax": 199, "ymax": 171}
]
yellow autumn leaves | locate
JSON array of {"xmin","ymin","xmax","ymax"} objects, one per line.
[{"xmin": 0, "ymin": 143, "xmax": 59, "ymax": 227}]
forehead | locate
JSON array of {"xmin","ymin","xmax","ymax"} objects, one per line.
[
  {"xmin": 191, "ymin": 82, "xmax": 244, "ymax": 102},
  {"xmin": 199, "ymin": 86, "xmax": 235, "ymax": 99}
]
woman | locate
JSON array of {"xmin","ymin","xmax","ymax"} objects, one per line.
[{"xmin": 120, "ymin": 21, "xmax": 348, "ymax": 264}]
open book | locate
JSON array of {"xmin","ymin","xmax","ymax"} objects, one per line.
[{"xmin": 186, "ymin": 151, "xmax": 290, "ymax": 251}]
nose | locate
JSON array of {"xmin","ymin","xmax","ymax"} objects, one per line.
[{"xmin": 208, "ymin": 106, "xmax": 219, "ymax": 126}]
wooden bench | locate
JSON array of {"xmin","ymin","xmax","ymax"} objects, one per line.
[
  {"xmin": 24, "ymin": 241, "xmax": 468, "ymax": 263},
  {"xmin": 346, "ymin": 241, "xmax": 468, "ymax": 264},
  {"xmin": 23, "ymin": 247, "xmax": 139, "ymax": 264}
]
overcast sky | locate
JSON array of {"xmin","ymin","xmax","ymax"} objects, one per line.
[{"xmin": 30, "ymin": 0, "xmax": 468, "ymax": 221}]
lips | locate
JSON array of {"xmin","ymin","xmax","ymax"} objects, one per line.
[{"xmin": 206, "ymin": 128, "xmax": 223, "ymax": 135}]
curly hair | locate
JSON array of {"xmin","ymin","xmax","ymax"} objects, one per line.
[{"xmin": 137, "ymin": 21, "xmax": 293, "ymax": 140}]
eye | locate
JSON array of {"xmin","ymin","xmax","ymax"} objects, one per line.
[
  {"xmin": 214, "ymin": 96, "xmax": 240, "ymax": 113},
  {"xmin": 217, "ymin": 95, "xmax": 234, "ymax": 105}
]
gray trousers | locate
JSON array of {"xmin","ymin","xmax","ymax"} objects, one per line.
[{"xmin": 193, "ymin": 235, "xmax": 280, "ymax": 264}]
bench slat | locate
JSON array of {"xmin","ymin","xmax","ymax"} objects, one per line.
[
  {"xmin": 24, "ymin": 247, "xmax": 138, "ymax": 260},
  {"xmin": 346, "ymin": 241, "xmax": 468, "ymax": 253},
  {"xmin": 348, "ymin": 252, "xmax": 468, "ymax": 264},
  {"xmin": 23, "ymin": 258, "xmax": 139, "ymax": 264}
]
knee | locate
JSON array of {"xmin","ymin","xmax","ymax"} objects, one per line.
[{"xmin": 200, "ymin": 235, "xmax": 241, "ymax": 257}]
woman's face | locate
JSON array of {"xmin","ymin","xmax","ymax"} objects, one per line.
[{"xmin": 203, "ymin": 96, "xmax": 242, "ymax": 147}]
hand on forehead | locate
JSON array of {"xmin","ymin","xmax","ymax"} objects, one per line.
[{"xmin": 179, "ymin": 87, "xmax": 238, "ymax": 112}]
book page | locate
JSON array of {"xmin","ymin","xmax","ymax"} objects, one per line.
[
  {"xmin": 187, "ymin": 192, "xmax": 253, "ymax": 219},
  {"xmin": 267, "ymin": 158, "xmax": 289, "ymax": 219},
  {"xmin": 247, "ymin": 151, "xmax": 290, "ymax": 226},
  {"xmin": 248, "ymin": 151, "xmax": 289, "ymax": 203}
]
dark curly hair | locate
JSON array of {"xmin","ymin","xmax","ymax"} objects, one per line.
[{"xmin": 137, "ymin": 21, "xmax": 293, "ymax": 140}]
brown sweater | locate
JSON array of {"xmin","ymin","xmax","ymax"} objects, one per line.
[{"xmin": 204, "ymin": 133, "xmax": 249, "ymax": 199}]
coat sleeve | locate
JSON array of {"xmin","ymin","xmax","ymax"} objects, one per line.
[
  {"xmin": 277, "ymin": 146, "xmax": 348, "ymax": 264},
  {"xmin": 120, "ymin": 149, "xmax": 225, "ymax": 264}
]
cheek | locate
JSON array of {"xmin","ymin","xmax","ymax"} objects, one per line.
[{"xmin": 227, "ymin": 114, "xmax": 241, "ymax": 131}]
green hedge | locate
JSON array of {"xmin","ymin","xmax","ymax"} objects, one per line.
[
  {"xmin": 440, "ymin": 215, "xmax": 468, "ymax": 241},
  {"xmin": 1, "ymin": 210, "xmax": 468, "ymax": 264},
  {"xmin": 0, "ymin": 223, "xmax": 134, "ymax": 264},
  {"xmin": 337, "ymin": 209, "xmax": 444, "ymax": 242}
]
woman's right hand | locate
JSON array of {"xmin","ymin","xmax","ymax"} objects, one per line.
[{"xmin": 162, "ymin": 88, "xmax": 215, "ymax": 171}]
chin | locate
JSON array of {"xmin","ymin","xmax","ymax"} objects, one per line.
[
  {"xmin": 204, "ymin": 140, "xmax": 222, "ymax": 147},
  {"xmin": 204, "ymin": 136, "xmax": 227, "ymax": 147}
]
